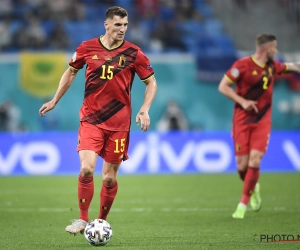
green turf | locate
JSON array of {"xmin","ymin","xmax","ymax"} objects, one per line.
[{"xmin": 0, "ymin": 173, "xmax": 299, "ymax": 249}]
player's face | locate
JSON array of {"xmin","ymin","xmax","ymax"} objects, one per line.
[
  {"xmin": 266, "ymin": 40, "xmax": 278, "ymax": 61},
  {"xmin": 105, "ymin": 15, "xmax": 128, "ymax": 41}
]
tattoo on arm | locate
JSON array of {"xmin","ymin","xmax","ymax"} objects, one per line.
[{"xmin": 139, "ymin": 112, "xmax": 144, "ymax": 115}]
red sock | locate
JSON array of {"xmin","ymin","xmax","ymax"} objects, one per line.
[
  {"xmin": 238, "ymin": 169, "xmax": 247, "ymax": 181},
  {"xmin": 98, "ymin": 181, "xmax": 118, "ymax": 220},
  {"xmin": 241, "ymin": 167, "xmax": 259, "ymax": 205},
  {"xmin": 78, "ymin": 174, "xmax": 94, "ymax": 222}
]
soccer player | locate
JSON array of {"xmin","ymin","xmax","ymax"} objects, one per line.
[
  {"xmin": 39, "ymin": 6, "xmax": 157, "ymax": 233},
  {"xmin": 218, "ymin": 33, "xmax": 300, "ymax": 219}
]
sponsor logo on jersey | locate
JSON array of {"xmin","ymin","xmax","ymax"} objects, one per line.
[
  {"xmin": 231, "ymin": 68, "xmax": 239, "ymax": 78},
  {"xmin": 146, "ymin": 64, "xmax": 152, "ymax": 70}
]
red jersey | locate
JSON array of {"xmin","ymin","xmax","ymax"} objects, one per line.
[
  {"xmin": 225, "ymin": 56, "xmax": 287, "ymax": 124},
  {"xmin": 69, "ymin": 37, "xmax": 154, "ymax": 131}
]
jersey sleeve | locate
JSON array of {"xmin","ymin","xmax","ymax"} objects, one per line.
[
  {"xmin": 274, "ymin": 60, "xmax": 287, "ymax": 75},
  {"xmin": 69, "ymin": 43, "xmax": 86, "ymax": 70},
  {"xmin": 225, "ymin": 60, "xmax": 244, "ymax": 84},
  {"xmin": 134, "ymin": 49, "xmax": 154, "ymax": 81}
]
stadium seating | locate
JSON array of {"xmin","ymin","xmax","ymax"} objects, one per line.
[{"xmin": 0, "ymin": 0, "xmax": 236, "ymax": 56}]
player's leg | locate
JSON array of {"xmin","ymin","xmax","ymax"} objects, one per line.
[
  {"xmin": 236, "ymin": 154, "xmax": 249, "ymax": 181},
  {"xmin": 240, "ymin": 149, "xmax": 262, "ymax": 206},
  {"xmin": 78, "ymin": 150, "xmax": 98, "ymax": 221},
  {"xmin": 98, "ymin": 130, "xmax": 129, "ymax": 220},
  {"xmin": 232, "ymin": 123, "xmax": 250, "ymax": 219},
  {"xmin": 233, "ymin": 132, "xmax": 265, "ymax": 218},
  {"xmin": 247, "ymin": 124, "xmax": 270, "ymax": 212},
  {"xmin": 66, "ymin": 150, "xmax": 98, "ymax": 234},
  {"xmin": 232, "ymin": 155, "xmax": 249, "ymax": 219},
  {"xmin": 233, "ymin": 123, "xmax": 250, "ymax": 181},
  {"xmin": 248, "ymin": 149, "xmax": 263, "ymax": 211},
  {"xmin": 241, "ymin": 149, "xmax": 262, "ymax": 206},
  {"xmin": 66, "ymin": 122, "xmax": 104, "ymax": 235},
  {"xmin": 98, "ymin": 161, "xmax": 121, "ymax": 220}
]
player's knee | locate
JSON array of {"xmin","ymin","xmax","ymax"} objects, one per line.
[
  {"xmin": 102, "ymin": 175, "xmax": 115, "ymax": 185},
  {"xmin": 249, "ymin": 155, "xmax": 263, "ymax": 167},
  {"xmin": 80, "ymin": 165, "xmax": 94, "ymax": 176},
  {"xmin": 236, "ymin": 158, "xmax": 247, "ymax": 171}
]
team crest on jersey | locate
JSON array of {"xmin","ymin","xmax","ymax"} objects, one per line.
[
  {"xmin": 118, "ymin": 54, "xmax": 126, "ymax": 67},
  {"xmin": 105, "ymin": 56, "xmax": 112, "ymax": 62},
  {"xmin": 231, "ymin": 68, "xmax": 239, "ymax": 78},
  {"xmin": 72, "ymin": 52, "xmax": 76, "ymax": 62},
  {"xmin": 252, "ymin": 70, "xmax": 257, "ymax": 75}
]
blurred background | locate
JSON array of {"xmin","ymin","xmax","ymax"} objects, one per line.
[{"xmin": 1, "ymin": 0, "xmax": 300, "ymax": 175}]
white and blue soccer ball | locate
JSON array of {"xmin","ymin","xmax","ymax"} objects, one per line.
[{"xmin": 84, "ymin": 219, "xmax": 113, "ymax": 246}]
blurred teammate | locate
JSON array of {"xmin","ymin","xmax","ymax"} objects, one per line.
[
  {"xmin": 218, "ymin": 34, "xmax": 300, "ymax": 219},
  {"xmin": 39, "ymin": 6, "xmax": 157, "ymax": 233}
]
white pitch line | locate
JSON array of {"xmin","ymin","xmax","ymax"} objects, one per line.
[
  {"xmin": 177, "ymin": 208, "xmax": 199, "ymax": 212},
  {"xmin": 0, "ymin": 207, "xmax": 288, "ymax": 213}
]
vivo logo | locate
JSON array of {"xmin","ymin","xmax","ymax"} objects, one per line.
[
  {"xmin": 0, "ymin": 142, "xmax": 60, "ymax": 175},
  {"xmin": 122, "ymin": 134, "xmax": 232, "ymax": 173}
]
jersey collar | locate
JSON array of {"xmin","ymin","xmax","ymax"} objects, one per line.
[
  {"xmin": 251, "ymin": 55, "xmax": 265, "ymax": 68},
  {"xmin": 98, "ymin": 36, "xmax": 124, "ymax": 51}
]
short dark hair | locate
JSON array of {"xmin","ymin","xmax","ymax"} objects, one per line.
[
  {"xmin": 256, "ymin": 34, "xmax": 277, "ymax": 46},
  {"xmin": 105, "ymin": 6, "xmax": 128, "ymax": 20}
]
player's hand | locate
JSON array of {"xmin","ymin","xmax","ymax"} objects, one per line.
[
  {"xmin": 241, "ymin": 100, "xmax": 258, "ymax": 113},
  {"xmin": 136, "ymin": 110, "xmax": 150, "ymax": 132},
  {"xmin": 39, "ymin": 100, "xmax": 56, "ymax": 117}
]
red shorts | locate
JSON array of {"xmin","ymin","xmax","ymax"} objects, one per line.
[
  {"xmin": 77, "ymin": 121, "xmax": 129, "ymax": 163},
  {"xmin": 232, "ymin": 122, "xmax": 271, "ymax": 155}
]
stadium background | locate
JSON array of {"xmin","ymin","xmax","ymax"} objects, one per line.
[{"xmin": 0, "ymin": 0, "xmax": 300, "ymax": 175}]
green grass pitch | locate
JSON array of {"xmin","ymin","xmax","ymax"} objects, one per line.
[{"xmin": 0, "ymin": 173, "xmax": 299, "ymax": 249}]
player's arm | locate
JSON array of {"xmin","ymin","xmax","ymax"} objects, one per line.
[
  {"xmin": 39, "ymin": 67, "xmax": 79, "ymax": 116},
  {"xmin": 218, "ymin": 75, "xmax": 258, "ymax": 113},
  {"xmin": 136, "ymin": 75, "xmax": 158, "ymax": 132},
  {"xmin": 284, "ymin": 62, "xmax": 300, "ymax": 73}
]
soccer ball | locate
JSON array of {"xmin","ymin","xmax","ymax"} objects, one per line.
[{"xmin": 84, "ymin": 219, "xmax": 113, "ymax": 246}]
